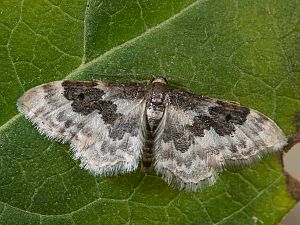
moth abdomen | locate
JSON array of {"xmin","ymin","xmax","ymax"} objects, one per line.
[{"xmin": 141, "ymin": 135, "xmax": 155, "ymax": 172}]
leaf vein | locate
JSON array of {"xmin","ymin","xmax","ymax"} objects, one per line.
[{"xmin": 215, "ymin": 174, "xmax": 283, "ymax": 225}]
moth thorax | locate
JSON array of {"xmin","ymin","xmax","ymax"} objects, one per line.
[
  {"xmin": 146, "ymin": 93, "xmax": 166, "ymax": 132},
  {"xmin": 152, "ymin": 93, "xmax": 163, "ymax": 103}
]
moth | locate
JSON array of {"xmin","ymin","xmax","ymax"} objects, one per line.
[{"xmin": 17, "ymin": 78, "xmax": 287, "ymax": 191}]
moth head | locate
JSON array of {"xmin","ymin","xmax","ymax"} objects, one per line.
[{"xmin": 151, "ymin": 77, "xmax": 168, "ymax": 85}]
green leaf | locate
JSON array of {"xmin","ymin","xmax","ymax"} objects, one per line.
[{"xmin": 0, "ymin": 0, "xmax": 299, "ymax": 224}]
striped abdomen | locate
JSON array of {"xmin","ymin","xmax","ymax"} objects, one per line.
[{"xmin": 142, "ymin": 93, "xmax": 166, "ymax": 171}]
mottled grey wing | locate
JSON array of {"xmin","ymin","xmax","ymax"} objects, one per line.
[
  {"xmin": 154, "ymin": 90, "xmax": 287, "ymax": 191},
  {"xmin": 17, "ymin": 80, "xmax": 147, "ymax": 175}
]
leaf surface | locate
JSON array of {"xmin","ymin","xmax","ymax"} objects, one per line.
[{"xmin": 0, "ymin": 0, "xmax": 299, "ymax": 224}]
